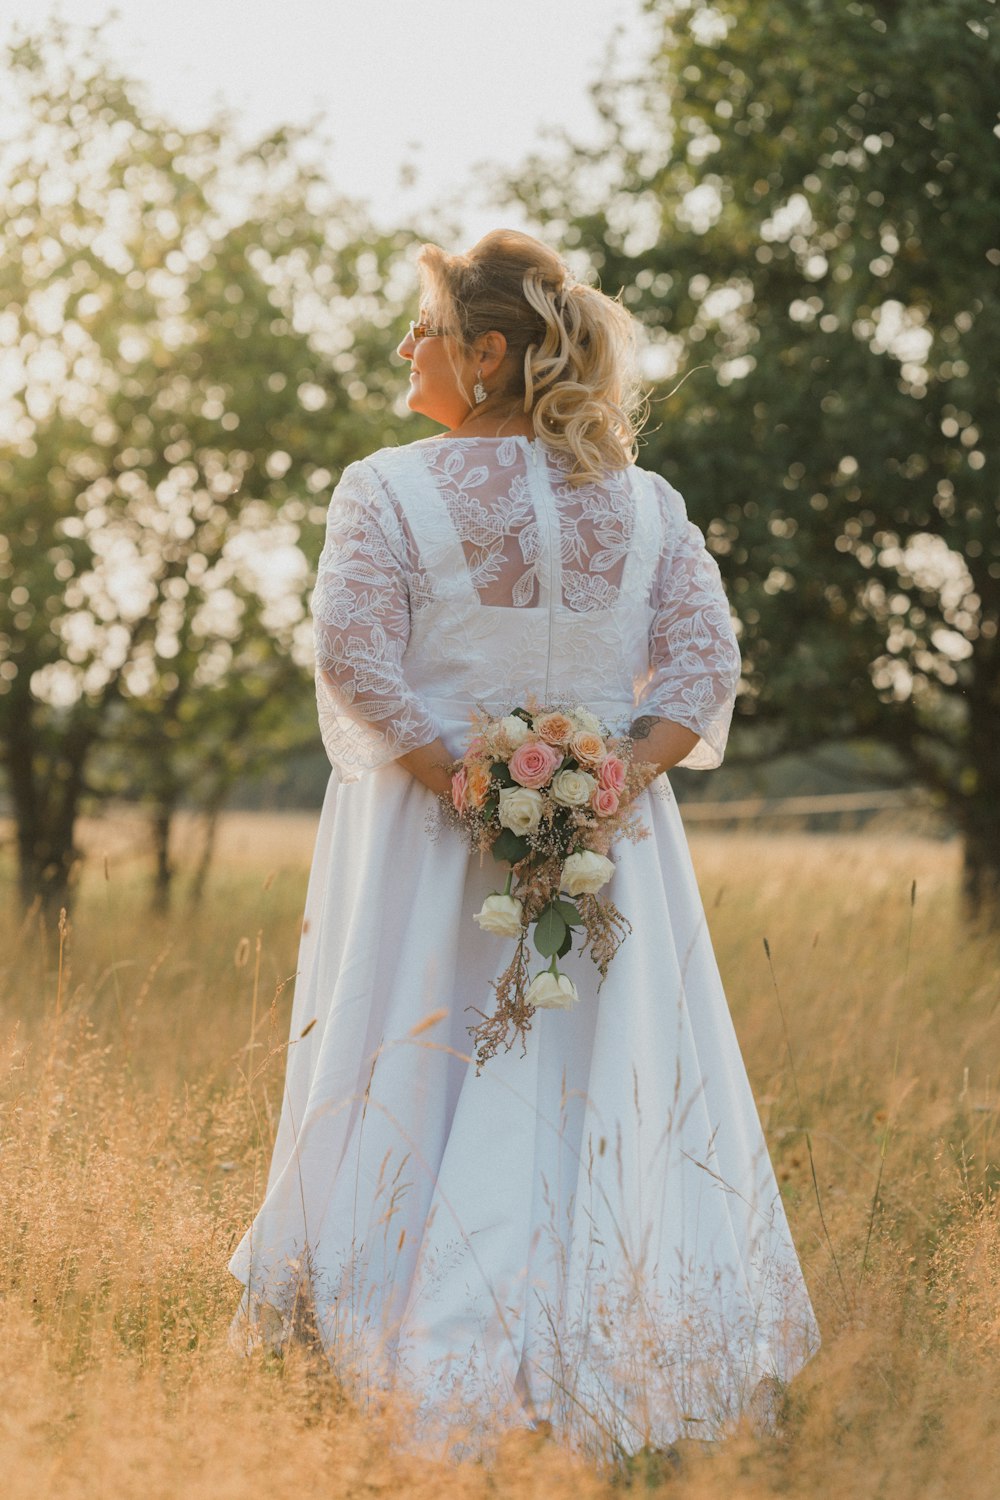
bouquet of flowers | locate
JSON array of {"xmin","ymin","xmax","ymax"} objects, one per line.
[{"xmin": 441, "ymin": 699, "xmax": 660, "ymax": 1072}]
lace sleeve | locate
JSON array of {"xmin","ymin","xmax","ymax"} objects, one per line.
[
  {"xmin": 312, "ymin": 460, "xmax": 441, "ymax": 783},
  {"xmin": 634, "ymin": 481, "xmax": 742, "ymax": 770}
]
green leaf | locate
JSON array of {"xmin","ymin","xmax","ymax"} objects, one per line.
[
  {"xmin": 511, "ymin": 707, "xmax": 533, "ymax": 723},
  {"xmin": 490, "ymin": 759, "xmax": 516, "ymax": 787},
  {"xmin": 482, "ymin": 794, "xmax": 499, "ymax": 817},
  {"xmin": 553, "ymin": 897, "xmax": 581, "ymax": 926},
  {"xmin": 533, "ymin": 904, "xmax": 568, "ymax": 957},
  {"xmin": 556, "ymin": 926, "xmax": 574, "ymax": 959},
  {"xmin": 492, "ymin": 828, "xmax": 530, "ymax": 864}
]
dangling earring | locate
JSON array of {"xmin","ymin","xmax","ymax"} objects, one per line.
[{"xmin": 473, "ymin": 368, "xmax": 488, "ymax": 405}]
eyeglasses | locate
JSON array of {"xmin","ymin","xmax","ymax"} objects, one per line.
[{"xmin": 408, "ymin": 319, "xmax": 445, "ymax": 342}]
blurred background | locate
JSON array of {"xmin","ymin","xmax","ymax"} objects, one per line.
[{"xmin": 1, "ymin": 0, "xmax": 997, "ymax": 923}]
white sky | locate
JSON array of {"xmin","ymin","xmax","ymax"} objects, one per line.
[{"xmin": 2, "ymin": 0, "xmax": 652, "ymax": 241}]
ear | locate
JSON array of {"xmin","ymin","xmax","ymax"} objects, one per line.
[{"xmin": 472, "ymin": 330, "xmax": 508, "ymax": 378}]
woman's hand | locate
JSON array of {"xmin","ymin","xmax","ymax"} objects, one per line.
[{"xmin": 397, "ymin": 736, "xmax": 456, "ymax": 799}]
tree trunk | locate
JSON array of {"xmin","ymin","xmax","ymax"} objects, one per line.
[
  {"xmin": 187, "ymin": 784, "xmax": 230, "ymax": 909},
  {"xmin": 961, "ymin": 652, "xmax": 1000, "ymax": 931},
  {"xmin": 961, "ymin": 815, "xmax": 1000, "ymax": 928},
  {"xmin": 5, "ymin": 703, "xmax": 89, "ymax": 917},
  {"xmin": 150, "ymin": 802, "xmax": 174, "ymax": 916}
]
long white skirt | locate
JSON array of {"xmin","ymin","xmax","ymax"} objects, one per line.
[{"xmin": 228, "ymin": 759, "xmax": 821, "ymax": 1459}]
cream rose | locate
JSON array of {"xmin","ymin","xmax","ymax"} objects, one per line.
[
  {"xmin": 526, "ymin": 969, "xmax": 580, "ymax": 1010},
  {"xmin": 498, "ymin": 785, "xmax": 544, "ymax": 835},
  {"xmin": 499, "ymin": 714, "xmax": 532, "ymax": 749},
  {"xmin": 571, "ymin": 705, "xmax": 603, "ymax": 734},
  {"xmin": 561, "ymin": 850, "xmax": 615, "ymax": 896},
  {"xmin": 550, "ymin": 768, "xmax": 598, "ymax": 807},
  {"xmin": 473, "ymin": 893, "xmax": 524, "ymax": 938}
]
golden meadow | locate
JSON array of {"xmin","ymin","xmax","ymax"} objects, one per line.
[{"xmin": 1, "ymin": 813, "xmax": 998, "ymax": 1497}]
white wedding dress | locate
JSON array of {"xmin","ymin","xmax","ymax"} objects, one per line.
[{"xmin": 228, "ymin": 434, "xmax": 821, "ymax": 1458}]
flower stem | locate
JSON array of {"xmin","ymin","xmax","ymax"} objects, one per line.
[
  {"xmin": 503, "ymin": 869, "xmax": 513, "ymax": 896},
  {"xmin": 548, "ymin": 952, "xmax": 559, "ymax": 975}
]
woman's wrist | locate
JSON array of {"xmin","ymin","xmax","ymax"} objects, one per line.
[
  {"xmin": 628, "ymin": 715, "xmax": 700, "ymax": 777},
  {"xmin": 397, "ymin": 736, "xmax": 455, "ymax": 797}
]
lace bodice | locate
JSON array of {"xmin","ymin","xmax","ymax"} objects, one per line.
[{"xmin": 312, "ymin": 435, "xmax": 741, "ymax": 782}]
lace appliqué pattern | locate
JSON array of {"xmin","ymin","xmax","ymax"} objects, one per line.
[
  {"xmin": 635, "ymin": 490, "xmax": 743, "ymax": 771},
  {"xmin": 312, "ymin": 460, "xmax": 441, "ymax": 782}
]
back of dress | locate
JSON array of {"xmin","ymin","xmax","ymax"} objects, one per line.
[
  {"xmin": 312, "ymin": 434, "xmax": 740, "ymax": 781},
  {"xmin": 231, "ymin": 430, "xmax": 822, "ymax": 1452}
]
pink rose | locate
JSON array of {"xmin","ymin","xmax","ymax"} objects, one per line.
[
  {"xmin": 508, "ymin": 740, "xmax": 562, "ymax": 789},
  {"xmin": 591, "ymin": 786, "xmax": 620, "ymax": 817},
  {"xmin": 451, "ymin": 767, "xmax": 468, "ymax": 813},
  {"xmin": 597, "ymin": 754, "xmax": 626, "ymax": 794}
]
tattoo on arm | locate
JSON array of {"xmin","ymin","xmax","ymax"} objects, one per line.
[{"xmin": 629, "ymin": 715, "xmax": 659, "ymax": 741}]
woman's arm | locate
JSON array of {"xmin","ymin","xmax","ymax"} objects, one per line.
[
  {"xmin": 631, "ymin": 479, "xmax": 742, "ymax": 772},
  {"xmin": 397, "ymin": 736, "xmax": 455, "ymax": 797},
  {"xmin": 628, "ymin": 714, "xmax": 700, "ymax": 777}
]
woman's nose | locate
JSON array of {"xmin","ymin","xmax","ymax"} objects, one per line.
[{"xmin": 397, "ymin": 330, "xmax": 415, "ymax": 360}]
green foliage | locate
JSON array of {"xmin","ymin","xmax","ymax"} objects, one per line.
[
  {"xmin": 492, "ymin": 829, "xmax": 530, "ymax": 864},
  {"xmin": 533, "ymin": 902, "xmax": 568, "ymax": 956},
  {"xmin": 513, "ymin": 0, "xmax": 1000, "ymax": 908},
  {"xmin": 0, "ymin": 21, "xmax": 422, "ymax": 905}
]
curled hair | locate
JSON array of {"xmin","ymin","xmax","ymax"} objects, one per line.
[{"xmin": 416, "ymin": 229, "xmax": 645, "ymax": 485}]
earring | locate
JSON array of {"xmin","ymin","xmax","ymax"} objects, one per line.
[{"xmin": 473, "ymin": 369, "xmax": 487, "ymax": 405}]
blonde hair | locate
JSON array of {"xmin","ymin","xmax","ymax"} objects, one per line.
[{"xmin": 416, "ymin": 229, "xmax": 645, "ymax": 485}]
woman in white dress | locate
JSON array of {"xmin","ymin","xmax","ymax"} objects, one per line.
[{"xmin": 228, "ymin": 229, "xmax": 821, "ymax": 1460}]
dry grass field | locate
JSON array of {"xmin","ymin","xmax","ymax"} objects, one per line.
[{"xmin": 1, "ymin": 812, "xmax": 998, "ymax": 1497}]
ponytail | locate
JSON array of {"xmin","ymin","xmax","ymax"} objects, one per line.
[{"xmin": 417, "ymin": 230, "xmax": 646, "ymax": 485}]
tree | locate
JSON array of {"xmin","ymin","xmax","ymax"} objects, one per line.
[
  {"xmin": 514, "ymin": 0, "xmax": 999, "ymax": 915},
  {"xmin": 0, "ymin": 23, "xmax": 421, "ymax": 912}
]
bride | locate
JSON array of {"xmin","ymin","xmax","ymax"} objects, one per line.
[{"xmin": 228, "ymin": 228, "xmax": 821, "ymax": 1459}]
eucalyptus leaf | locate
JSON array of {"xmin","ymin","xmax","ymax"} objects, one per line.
[
  {"xmin": 533, "ymin": 905, "xmax": 568, "ymax": 957},
  {"xmin": 492, "ymin": 828, "xmax": 530, "ymax": 864}
]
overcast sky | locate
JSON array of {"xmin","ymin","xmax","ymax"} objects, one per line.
[{"xmin": 3, "ymin": 0, "xmax": 652, "ymax": 243}]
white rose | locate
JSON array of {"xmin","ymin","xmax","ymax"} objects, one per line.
[
  {"xmin": 526, "ymin": 970, "xmax": 580, "ymax": 1010},
  {"xmin": 561, "ymin": 850, "xmax": 615, "ymax": 896},
  {"xmin": 498, "ymin": 786, "xmax": 544, "ymax": 835},
  {"xmin": 550, "ymin": 769, "xmax": 598, "ymax": 807},
  {"xmin": 571, "ymin": 705, "xmax": 603, "ymax": 733},
  {"xmin": 473, "ymin": 893, "xmax": 524, "ymax": 938},
  {"xmin": 499, "ymin": 714, "xmax": 532, "ymax": 749}
]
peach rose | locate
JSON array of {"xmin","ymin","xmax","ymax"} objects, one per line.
[
  {"xmin": 508, "ymin": 739, "xmax": 562, "ymax": 789},
  {"xmin": 592, "ymin": 786, "xmax": 620, "ymax": 817},
  {"xmin": 597, "ymin": 754, "xmax": 626, "ymax": 794},
  {"xmin": 451, "ymin": 767, "xmax": 468, "ymax": 813},
  {"xmin": 533, "ymin": 712, "xmax": 575, "ymax": 746},
  {"xmin": 569, "ymin": 730, "xmax": 606, "ymax": 766},
  {"xmin": 466, "ymin": 763, "xmax": 491, "ymax": 808}
]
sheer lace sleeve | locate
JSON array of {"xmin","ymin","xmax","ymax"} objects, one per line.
[
  {"xmin": 312, "ymin": 460, "xmax": 441, "ymax": 783},
  {"xmin": 635, "ymin": 480, "xmax": 742, "ymax": 770}
]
